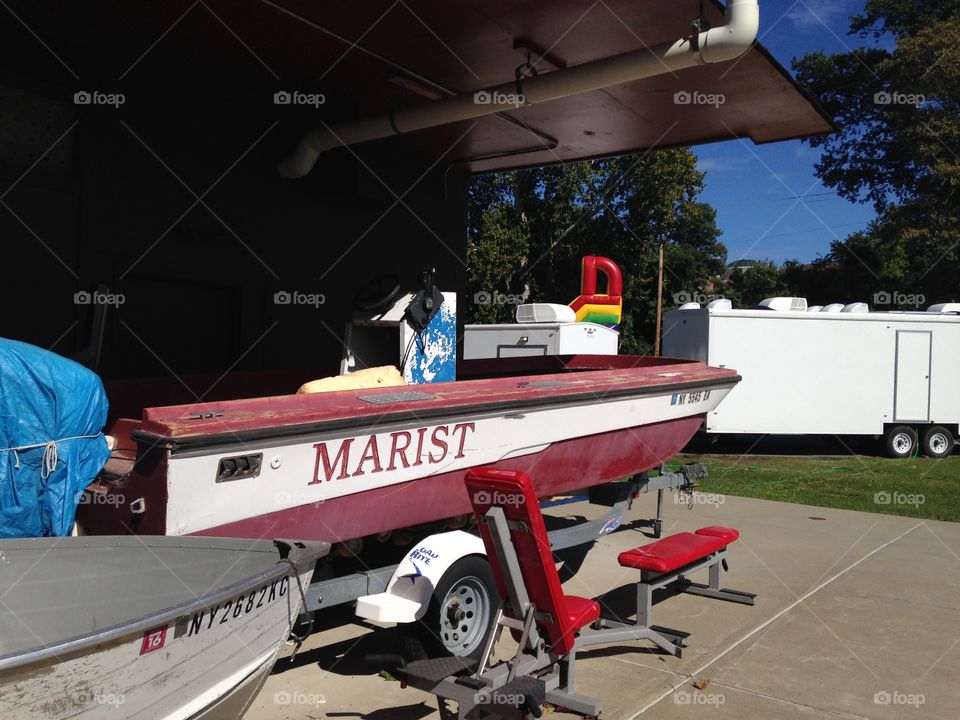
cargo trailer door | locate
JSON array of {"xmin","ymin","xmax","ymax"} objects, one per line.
[{"xmin": 894, "ymin": 330, "xmax": 932, "ymax": 422}]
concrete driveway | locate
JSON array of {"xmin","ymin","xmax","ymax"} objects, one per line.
[{"xmin": 246, "ymin": 494, "xmax": 960, "ymax": 719}]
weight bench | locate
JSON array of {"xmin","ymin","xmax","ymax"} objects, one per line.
[
  {"xmin": 607, "ymin": 525, "xmax": 756, "ymax": 655},
  {"xmin": 394, "ymin": 468, "xmax": 754, "ymax": 719}
]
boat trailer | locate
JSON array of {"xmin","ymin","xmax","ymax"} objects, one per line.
[{"xmin": 301, "ymin": 463, "xmax": 705, "ymax": 616}]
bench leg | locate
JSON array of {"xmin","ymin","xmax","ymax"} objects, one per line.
[
  {"xmin": 562, "ymin": 646, "xmax": 576, "ymax": 692},
  {"xmin": 580, "ymin": 620, "xmax": 686, "ymax": 657},
  {"xmin": 679, "ymin": 581, "xmax": 756, "ymax": 605},
  {"xmin": 547, "ymin": 658, "xmax": 603, "ymax": 720},
  {"xmin": 679, "ymin": 560, "xmax": 756, "ymax": 605},
  {"xmin": 710, "ymin": 557, "xmax": 721, "ymax": 589},
  {"xmin": 637, "ymin": 580, "xmax": 652, "ymax": 629},
  {"xmin": 545, "ymin": 689, "xmax": 603, "ymax": 717},
  {"xmin": 643, "ymin": 627, "xmax": 685, "ymax": 656},
  {"xmin": 648, "ymin": 625, "xmax": 690, "ymax": 649}
]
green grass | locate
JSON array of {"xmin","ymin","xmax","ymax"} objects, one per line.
[{"xmin": 663, "ymin": 454, "xmax": 960, "ymax": 523}]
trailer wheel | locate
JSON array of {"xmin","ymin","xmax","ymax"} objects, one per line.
[
  {"xmin": 921, "ymin": 426, "xmax": 955, "ymax": 459},
  {"xmin": 885, "ymin": 426, "xmax": 918, "ymax": 458},
  {"xmin": 399, "ymin": 556, "xmax": 497, "ymax": 662}
]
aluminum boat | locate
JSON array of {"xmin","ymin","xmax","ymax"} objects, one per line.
[{"xmin": 0, "ymin": 536, "xmax": 328, "ymax": 719}]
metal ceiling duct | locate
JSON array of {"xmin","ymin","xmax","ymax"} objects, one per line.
[{"xmin": 279, "ymin": 0, "xmax": 760, "ymax": 178}]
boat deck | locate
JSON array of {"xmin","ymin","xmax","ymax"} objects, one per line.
[
  {"xmin": 245, "ymin": 495, "xmax": 960, "ymax": 719},
  {"xmin": 133, "ymin": 355, "xmax": 737, "ymax": 446}
]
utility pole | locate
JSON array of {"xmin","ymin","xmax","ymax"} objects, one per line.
[{"xmin": 654, "ymin": 244, "xmax": 664, "ymax": 356}]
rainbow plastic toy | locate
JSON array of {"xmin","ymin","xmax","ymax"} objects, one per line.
[{"xmin": 569, "ymin": 256, "xmax": 623, "ymax": 330}]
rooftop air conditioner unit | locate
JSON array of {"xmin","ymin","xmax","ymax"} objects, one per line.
[
  {"xmin": 515, "ymin": 303, "xmax": 576, "ymax": 324},
  {"xmin": 758, "ymin": 297, "xmax": 808, "ymax": 312},
  {"xmin": 927, "ymin": 303, "xmax": 960, "ymax": 314},
  {"xmin": 679, "ymin": 302, "xmax": 701, "ymax": 310},
  {"xmin": 842, "ymin": 302, "xmax": 869, "ymax": 313},
  {"xmin": 822, "ymin": 303, "xmax": 844, "ymax": 313},
  {"xmin": 707, "ymin": 299, "xmax": 733, "ymax": 310}
]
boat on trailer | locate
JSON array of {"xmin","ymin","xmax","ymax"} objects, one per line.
[
  {"xmin": 78, "ymin": 354, "xmax": 738, "ymax": 543},
  {"xmin": 0, "ymin": 536, "xmax": 328, "ymax": 719}
]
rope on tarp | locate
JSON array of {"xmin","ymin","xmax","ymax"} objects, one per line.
[{"xmin": 1, "ymin": 433, "xmax": 105, "ymax": 477}]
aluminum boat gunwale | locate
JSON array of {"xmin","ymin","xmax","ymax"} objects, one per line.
[{"xmin": 0, "ymin": 537, "xmax": 328, "ymax": 672}]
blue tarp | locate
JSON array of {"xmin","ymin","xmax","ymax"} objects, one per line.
[{"xmin": 0, "ymin": 338, "xmax": 110, "ymax": 538}]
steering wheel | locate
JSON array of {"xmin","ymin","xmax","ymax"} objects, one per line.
[{"xmin": 354, "ymin": 274, "xmax": 402, "ymax": 312}]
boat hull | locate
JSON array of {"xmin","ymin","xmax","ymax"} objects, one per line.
[
  {"xmin": 77, "ymin": 356, "xmax": 739, "ymax": 543},
  {"xmin": 195, "ymin": 414, "xmax": 705, "ymax": 542},
  {"xmin": 190, "ymin": 654, "xmax": 275, "ymax": 720},
  {"xmin": 0, "ymin": 538, "xmax": 326, "ymax": 720}
]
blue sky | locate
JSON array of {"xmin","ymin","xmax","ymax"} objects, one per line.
[{"xmin": 696, "ymin": 0, "xmax": 885, "ymax": 264}]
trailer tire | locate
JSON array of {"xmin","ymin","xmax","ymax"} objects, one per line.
[
  {"xmin": 885, "ymin": 426, "xmax": 918, "ymax": 458},
  {"xmin": 921, "ymin": 426, "xmax": 954, "ymax": 459},
  {"xmin": 399, "ymin": 555, "xmax": 497, "ymax": 662}
]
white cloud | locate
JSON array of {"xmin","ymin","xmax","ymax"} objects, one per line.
[{"xmin": 698, "ymin": 156, "xmax": 749, "ymax": 173}]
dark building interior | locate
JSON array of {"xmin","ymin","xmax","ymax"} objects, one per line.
[{"xmin": 0, "ymin": 0, "xmax": 830, "ymax": 420}]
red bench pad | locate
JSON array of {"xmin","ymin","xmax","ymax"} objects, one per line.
[
  {"xmin": 618, "ymin": 532, "xmax": 727, "ymax": 573},
  {"xmin": 564, "ymin": 595, "xmax": 601, "ymax": 631},
  {"xmin": 695, "ymin": 526, "xmax": 740, "ymax": 544}
]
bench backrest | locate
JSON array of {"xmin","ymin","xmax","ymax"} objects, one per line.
[{"xmin": 465, "ymin": 467, "xmax": 577, "ymax": 655}]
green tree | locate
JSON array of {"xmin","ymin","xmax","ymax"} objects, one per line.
[
  {"xmin": 793, "ymin": 0, "xmax": 960, "ymax": 305},
  {"xmin": 466, "ymin": 149, "xmax": 725, "ymax": 354},
  {"xmin": 779, "ymin": 258, "xmax": 843, "ymax": 304},
  {"xmin": 723, "ymin": 261, "xmax": 787, "ymax": 307},
  {"xmin": 466, "ymin": 173, "xmax": 531, "ymax": 324}
]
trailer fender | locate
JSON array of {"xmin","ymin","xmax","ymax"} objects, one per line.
[{"xmin": 355, "ymin": 530, "xmax": 486, "ymax": 623}]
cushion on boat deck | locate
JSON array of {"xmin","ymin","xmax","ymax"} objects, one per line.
[
  {"xmin": 617, "ymin": 532, "xmax": 728, "ymax": 573},
  {"xmin": 296, "ymin": 365, "xmax": 404, "ymax": 394},
  {"xmin": 695, "ymin": 526, "xmax": 740, "ymax": 544}
]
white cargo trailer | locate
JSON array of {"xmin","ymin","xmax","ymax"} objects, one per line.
[{"xmin": 662, "ymin": 299, "xmax": 960, "ymax": 458}]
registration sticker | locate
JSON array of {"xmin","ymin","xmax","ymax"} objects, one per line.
[
  {"xmin": 671, "ymin": 389, "xmax": 711, "ymax": 406},
  {"xmin": 140, "ymin": 625, "xmax": 168, "ymax": 655}
]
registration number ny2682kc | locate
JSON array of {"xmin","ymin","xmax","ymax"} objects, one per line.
[{"xmin": 185, "ymin": 576, "xmax": 290, "ymax": 637}]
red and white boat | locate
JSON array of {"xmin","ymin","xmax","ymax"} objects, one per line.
[{"xmin": 78, "ymin": 354, "xmax": 737, "ymax": 543}]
